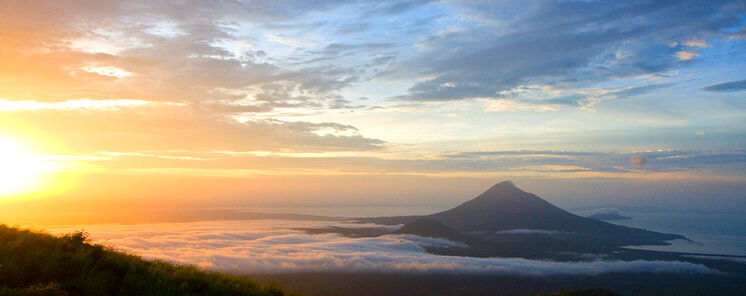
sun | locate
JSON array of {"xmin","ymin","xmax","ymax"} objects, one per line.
[{"xmin": 0, "ymin": 137, "xmax": 55, "ymax": 196}]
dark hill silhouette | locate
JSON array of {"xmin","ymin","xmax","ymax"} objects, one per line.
[{"xmin": 360, "ymin": 181, "xmax": 685, "ymax": 247}]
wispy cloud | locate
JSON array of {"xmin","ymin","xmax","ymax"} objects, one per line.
[
  {"xmin": 39, "ymin": 148, "xmax": 746, "ymax": 181},
  {"xmin": 703, "ymin": 80, "xmax": 746, "ymax": 92},
  {"xmin": 0, "ymin": 99, "xmax": 161, "ymax": 111}
]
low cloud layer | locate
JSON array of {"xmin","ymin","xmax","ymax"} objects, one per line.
[
  {"xmin": 45, "ymin": 220, "xmax": 714, "ymax": 275},
  {"xmin": 494, "ymin": 229, "xmax": 570, "ymax": 235}
]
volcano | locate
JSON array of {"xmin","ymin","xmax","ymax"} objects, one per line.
[{"xmin": 361, "ymin": 181, "xmax": 685, "ymax": 247}]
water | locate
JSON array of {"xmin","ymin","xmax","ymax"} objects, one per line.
[{"xmin": 573, "ymin": 210, "xmax": 746, "ymax": 257}]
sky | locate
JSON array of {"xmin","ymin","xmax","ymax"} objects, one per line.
[{"xmin": 0, "ymin": 0, "xmax": 745, "ymax": 222}]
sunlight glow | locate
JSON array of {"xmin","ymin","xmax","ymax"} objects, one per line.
[{"xmin": 0, "ymin": 137, "xmax": 55, "ymax": 196}]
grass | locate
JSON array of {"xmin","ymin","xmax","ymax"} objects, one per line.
[{"xmin": 0, "ymin": 224, "xmax": 292, "ymax": 296}]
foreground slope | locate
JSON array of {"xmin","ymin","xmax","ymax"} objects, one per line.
[
  {"xmin": 0, "ymin": 225, "xmax": 290, "ymax": 296},
  {"xmin": 362, "ymin": 181, "xmax": 685, "ymax": 247}
]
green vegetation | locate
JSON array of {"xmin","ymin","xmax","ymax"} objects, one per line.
[{"xmin": 0, "ymin": 225, "xmax": 292, "ymax": 296}]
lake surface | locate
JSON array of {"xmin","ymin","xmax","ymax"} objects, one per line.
[{"xmin": 572, "ymin": 210, "xmax": 746, "ymax": 257}]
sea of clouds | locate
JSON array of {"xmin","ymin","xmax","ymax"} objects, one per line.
[{"xmin": 43, "ymin": 219, "xmax": 715, "ymax": 275}]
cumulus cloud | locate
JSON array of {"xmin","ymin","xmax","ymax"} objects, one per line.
[{"xmin": 45, "ymin": 220, "xmax": 714, "ymax": 275}]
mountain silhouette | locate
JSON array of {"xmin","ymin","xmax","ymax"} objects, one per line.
[
  {"xmin": 427, "ymin": 181, "xmax": 583, "ymax": 231},
  {"xmin": 362, "ymin": 181, "xmax": 685, "ymax": 247}
]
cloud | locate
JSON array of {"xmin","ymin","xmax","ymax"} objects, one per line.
[
  {"xmin": 731, "ymin": 28, "xmax": 746, "ymax": 40},
  {"xmin": 683, "ymin": 38, "xmax": 709, "ymax": 48},
  {"xmin": 675, "ymin": 51, "xmax": 700, "ymax": 61},
  {"xmin": 37, "ymin": 148, "xmax": 746, "ymax": 179},
  {"xmin": 0, "ymin": 106, "xmax": 385, "ymax": 152},
  {"xmin": 393, "ymin": 1, "xmax": 744, "ymax": 103},
  {"xmin": 607, "ymin": 83, "xmax": 675, "ymax": 99},
  {"xmin": 0, "ymin": 99, "xmax": 164, "ymax": 111},
  {"xmin": 482, "ymin": 98, "xmax": 570, "ymax": 112},
  {"xmin": 494, "ymin": 229, "xmax": 570, "ymax": 235},
  {"xmin": 702, "ymin": 80, "xmax": 746, "ymax": 92},
  {"xmin": 442, "ymin": 151, "xmax": 602, "ymax": 158},
  {"xmin": 654, "ymin": 152, "xmax": 746, "ymax": 166},
  {"xmin": 630, "ymin": 156, "xmax": 647, "ymax": 166},
  {"xmin": 44, "ymin": 220, "xmax": 716, "ymax": 275},
  {"xmin": 588, "ymin": 208, "xmax": 626, "ymax": 216},
  {"xmin": 0, "ymin": 0, "xmax": 393, "ymax": 153},
  {"xmin": 0, "ymin": 0, "xmax": 744, "ymax": 181}
]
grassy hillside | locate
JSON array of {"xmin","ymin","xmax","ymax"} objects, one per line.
[{"xmin": 0, "ymin": 224, "xmax": 291, "ymax": 296}]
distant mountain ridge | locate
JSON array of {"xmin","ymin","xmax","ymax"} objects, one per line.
[{"xmin": 360, "ymin": 181, "xmax": 685, "ymax": 247}]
